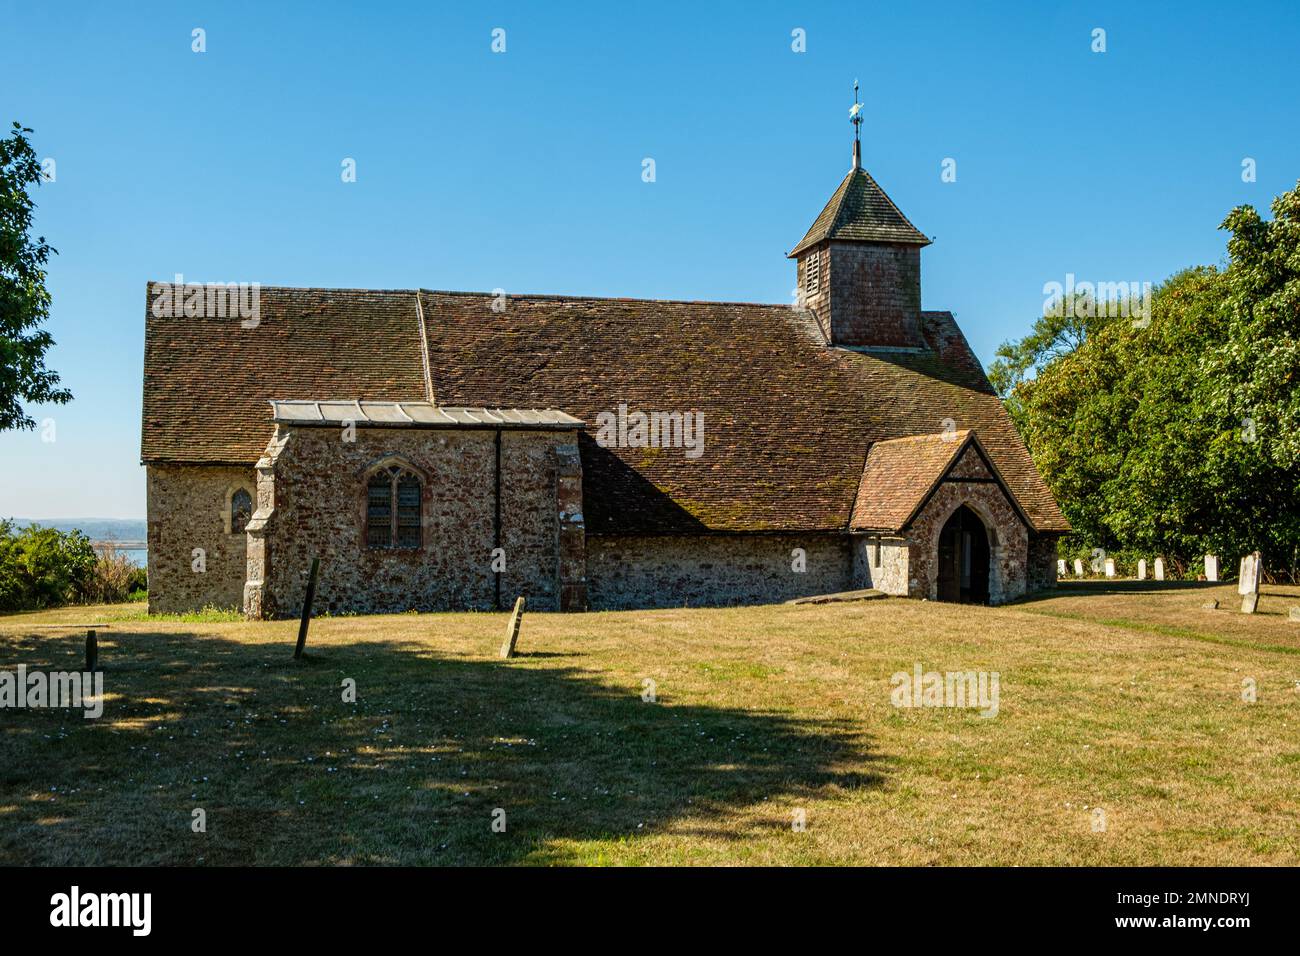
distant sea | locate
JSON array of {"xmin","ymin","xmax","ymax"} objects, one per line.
[{"xmin": 11, "ymin": 518, "xmax": 148, "ymax": 567}]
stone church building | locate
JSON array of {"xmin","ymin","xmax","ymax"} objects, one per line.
[{"xmin": 141, "ymin": 152, "xmax": 1068, "ymax": 617}]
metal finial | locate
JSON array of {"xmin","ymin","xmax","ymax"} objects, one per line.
[{"xmin": 849, "ymin": 80, "xmax": 864, "ymax": 170}]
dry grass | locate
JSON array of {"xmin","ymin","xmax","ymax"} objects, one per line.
[{"xmin": 2, "ymin": 582, "xmax": 1298, "ymax": 866}]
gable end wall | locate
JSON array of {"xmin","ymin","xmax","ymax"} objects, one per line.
[
  {"xmin": 905, "ymin": 475, "xmax": 1028, "ymax": 603},
  {"xmin": 146, "ymin": 464, "xmax": 256, "ymax": 613}
]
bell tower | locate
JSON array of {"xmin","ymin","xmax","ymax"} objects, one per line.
[{"xmin": 789, "ymin": 82, "xmax": 931, "ymax": 349}]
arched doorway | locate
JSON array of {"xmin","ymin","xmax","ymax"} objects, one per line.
[{"xmin": 936, "ymin": 505, "xmax": 990, "ymax": 604}]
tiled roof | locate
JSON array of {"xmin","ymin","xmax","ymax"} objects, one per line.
[
  {"xmin": 788, "ymin": 168, "xmax": 931, "ymax": 257},
  {"xmin": 141, "ymin": 285, "xmax": 1069, "ymax": 535},
  {"xmin": 850, "ymin": 431, "xmax": 972, "ymax": 531},
  {"xmin": 849, "ymin": 430, "xmax": 1036, "ymax": 532},
  {"xmin": 142, "ymin": 287, "xmax": 428, "ymax": 463},
  {"xmin": 417, "ymin": 290, "xmax": 1069, "ymax": 534}
]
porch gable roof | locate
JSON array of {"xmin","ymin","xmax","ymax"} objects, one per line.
[{"xmin": 849, "ymin": 430, "xmax": 1036, "ymax": 534}]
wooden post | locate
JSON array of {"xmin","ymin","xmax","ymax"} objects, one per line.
[
  {"xmin": 85, "ymin": 629, "xmax": 98, "ymax": 672},
  {"xmin": 294, "ymin": 557, "xmax": 321, "ymax": 660},
  {"xmin": 500, "ymin": 596, "xmax": 526, "ymax": 659}
]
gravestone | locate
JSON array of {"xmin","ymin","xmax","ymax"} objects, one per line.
[
  {"xmin": 1073, "ymin": 559, "xmax": 1084, "ymax": 577},
  {"xmin": 1104, "ymin": 558, "xmax": 1115, "ymax": 578},
  {"xmin": 1289, "ymin": 607, "xmax": 1300, "ymax": 623},
  {"xmin": 1205, "ymin": 554, "xmax": 1219, "ymax": 582},
  {"xmin": 1202, "ymin": 599, "xmax": 1220, "ymax": 610},
  {"xmin": 1137, "ymin": 559, "xmax": 1147, "ymax": 581},
  {"xmin": 1058, "ymin": 559, "xmax": 1066, "ymax": 577},
  {"xmin": 1154, "ymin": 558, "xmax": 1165, "ymax": 581},
  {"xmin": 500, "ymin": 596, "xmax": 526, "ymax": 659},
  {"xmin": 1238, "ymin": 551, "xmax": 1261, "ymax": 614}
]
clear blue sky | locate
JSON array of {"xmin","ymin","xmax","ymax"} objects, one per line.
[{"xmin": 2, "ymin": 0, "xmax": 1297, "ymax": 519}]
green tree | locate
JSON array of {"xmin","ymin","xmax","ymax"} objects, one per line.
[
  {"xmin": 1, "ymin": 121, "xmax": 70, "ymax": 431},
  {"xmin": 1207, "ymin": 185, "xmax": 1300, "ymax": 470},
  {"xmin": 998, "ymin": 182, "xmax": 1300, "ymax": 579},
  {"xmin": 988, "ymin": 294, "xmax": 1112, "ymax": 399}
]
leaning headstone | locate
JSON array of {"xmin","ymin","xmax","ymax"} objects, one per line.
[
  {"xmin": 1236, "ymin": 552, "xmax": 1261, "ymax": 595},
  {"xmin": 1073, "ymin": 559, "xmax": 1084, "ymax": 577},
  {"xmin": 1154, "ymin": 558, "xmax": 1165, "ymax": 581},
  {"xmin": 1239, "ymin": 551, "xmax": 1261, "ymax": 614},
  {"xmin": 500, "ymin": 596, "xmax": 526, "ymax": 659},
  {"xmin": 1058, "ymin": 559, "xmax": 1066, "ymax": 577},
  {"xmin": 1205, "ymin": 554, "xmax": 1219, "ymax": 582},
  {"xmin": 1104, "ymin": 558, "xmax": 1116, "ymax": 578},
  {"xmin": 1137, "ymin": 559, "xmax": 1147, "ymax": 581}
]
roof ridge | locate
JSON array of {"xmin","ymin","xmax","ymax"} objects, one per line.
[
  {"xmin": 418, "ymin": 289, "xmax": 795, "ymax": 309},
  {"xmin": 873, "ymin": 428, "xmax": 973, "ymax": 446},
  {"xmin": 142, "ymin": 281, "xmax": 796, "ymax": 310},
  {"xmin": 143, "ymin": 282, "xmax": 422, "ymax": 295}
]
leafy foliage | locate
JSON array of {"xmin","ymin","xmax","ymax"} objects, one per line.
[
  {"xmin": 1, "ymin": 121, "xmax": 70, "ymax": 431},
  {"xmin": 81, "ymin": 541, "xmax": 147, "ymax": 605},
  {"xmin": 0, "ymin": 519, "xmax": 98, "ymax": 611},
  {"xmin": 1206, "ymin": 185, "xmax": 1300, "ymax": 470},
  {"xmin": 988, "ymin": 294, "xmax": 1112, "ymax": 404},
  {"xmin": 998, "ymin": 182, "xmax": 1300, "ymax": 578}
]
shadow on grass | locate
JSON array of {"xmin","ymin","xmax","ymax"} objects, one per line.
[{"xmin": 0, "ymin": 628, "xmax": 880, "ymax": 865}]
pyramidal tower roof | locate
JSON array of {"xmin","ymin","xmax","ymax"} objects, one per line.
[{"xmin": 788, "ymin": 167, "xmax": 931, "ymax": 258}]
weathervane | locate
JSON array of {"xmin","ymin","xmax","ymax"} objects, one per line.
[{"xmin": 849, "ymin": 79, "xmax": 864, "ymax": 170}]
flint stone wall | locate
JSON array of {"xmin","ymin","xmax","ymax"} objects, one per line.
[
  {"xmin": 146, "ymin": 464, "xmax": 256, "ymax": 613},
  {"xmin": 250, "ymin": 426, "xmax": 582, "ymax": 617},
  {"xmin": 586, "ymin": 534, "xmax": 852, "ymax": 609},
  {"xmin": 1026, "ymin": 534, "xmax": 1060, "ymax": 594},
  {"xmin": 905, "ymin": 475, "xmax": 1028, "ymax": 604},
  {"xmin": 146, "ymin": 436, "xmax": 1055, "ymax": 614}
]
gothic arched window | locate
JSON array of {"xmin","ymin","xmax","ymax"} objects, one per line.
[
  {"xmin": 230, "ymin": 488, "xmax": 253, "ymax": 534},
  {"xmin": 366, "ymin": 465, "xmax": 422, "ymax": 549}
]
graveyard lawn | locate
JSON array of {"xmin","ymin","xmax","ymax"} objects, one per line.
[{"xmin": 1, "ymin": 586, "xmax": 1299, "ymax": 866}]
